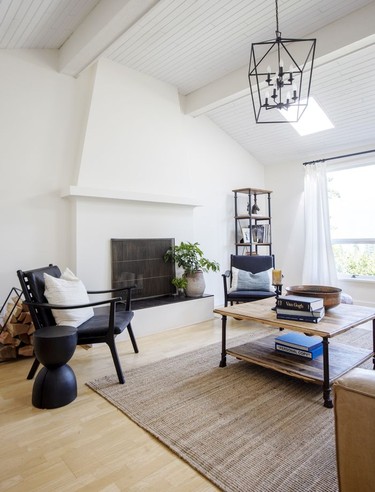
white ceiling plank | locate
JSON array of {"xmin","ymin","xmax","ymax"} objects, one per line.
[
  {"xmin": 184, "ymin": 1, "xmax": 375, "ymax": 117},
  {"xmin": 58, "ymin": 0, "xmax": 161, "ymax": 76},
  {"xmin": 0, "ymin": 0, "xmax": 101, "ymax": 48},
  {"xmin": 0, "ymin": 0, "xmax": 374, "ymax": 167}
]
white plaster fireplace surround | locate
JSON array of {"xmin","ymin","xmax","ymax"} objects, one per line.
[
  {"xmin": 61, "ymin": 58, "xmax": 266, "ymax": 336},
  {"xmin": 69, "ymin": 195, "xmax": 214, "ymax": 337}
]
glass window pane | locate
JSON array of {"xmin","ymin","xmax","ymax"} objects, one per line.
[
  {"xmin": 328, "ymin": 164, "xmax": 375, "ymax": 277},
  {"xmin": 332, "ymin": 243, "xmax": 375, "ymax": 277}
]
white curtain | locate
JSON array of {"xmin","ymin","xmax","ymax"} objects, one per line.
[{"xmin": 302, "ymin": 162, "xmax": 338, "ymax": 285}]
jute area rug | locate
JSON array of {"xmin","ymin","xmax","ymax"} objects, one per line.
[{"xmin": 87, "ymin": 326, "xmax": 372, "ymax": 492}]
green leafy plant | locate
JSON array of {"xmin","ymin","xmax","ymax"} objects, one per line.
[
  {"xmin": 171, "ymin": 276, "xmax": 188, "ymax": 290},
  {"xmin": 164, "ymin": 241, "xmax": 220, "ymax": 275}
]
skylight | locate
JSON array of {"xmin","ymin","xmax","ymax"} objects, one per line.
[{"xmin": 280, "ymin": 97, "xmax": 334, "ymax": 136}]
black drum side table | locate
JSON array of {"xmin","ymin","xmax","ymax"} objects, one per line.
[{"xmin": 32, "ymin": 326, "xmax": 78, "ymax": 409}]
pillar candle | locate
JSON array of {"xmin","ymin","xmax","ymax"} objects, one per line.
[{"xmin": 272, "ymin": 269, "xmax": 282, "ymax": 285}]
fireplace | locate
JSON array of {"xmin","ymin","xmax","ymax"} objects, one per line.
[{"xmin": 111, "ymin": 238, "xmax": 175, "ymax": 301}]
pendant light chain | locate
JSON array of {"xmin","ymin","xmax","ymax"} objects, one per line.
[{"xmin": 275, "ymin": 0, "xmax": 280, "ymax": 36}]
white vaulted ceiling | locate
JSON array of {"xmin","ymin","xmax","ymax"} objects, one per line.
[{"xmin": 1, "ymin": 0, "xmax": 374, "ymax": 166}]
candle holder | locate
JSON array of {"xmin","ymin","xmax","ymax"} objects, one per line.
[
  {"xmin": 274, "ymin": 284, "xmax": 282, "ymax": 298},
  {"xmin": 272, "ymin": 283, "xmax": 283, "ymax": 311}
]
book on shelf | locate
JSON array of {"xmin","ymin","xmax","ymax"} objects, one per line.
[
  {"xmin": 276, "ymin": 313, "xmax": 324, "ymax": 323},
  {"xmin": 275, "ymin": 343, "xmax": 323, "ymax": 360},
  {"xmin": 276, "ymin": 295, "xmax": 324, "ymax": 312},
  {"xmin": 276, "ymin": 306, "xmax": 325, "ymax": 318},
  {"xmin": 275, "ymin": 332, "xmax": 322, "ymax": 351}
]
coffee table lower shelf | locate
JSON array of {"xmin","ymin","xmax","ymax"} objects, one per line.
[{"xmin": 226, "ymin": 334, "xmax": 373, "ymax": 385}]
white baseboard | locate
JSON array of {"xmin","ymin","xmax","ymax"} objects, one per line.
[{"xmin": 117, "ymin": 295, "xmax": 215, "ymax": 340}]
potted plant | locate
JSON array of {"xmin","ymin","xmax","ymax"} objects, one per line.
[
  {"xmin": 171, "ymin": 276, "xmax": 188, "ymax": 296},
  {"xmin": 164, "ymin": 242, "xmax": 219, "ymax": 297}
]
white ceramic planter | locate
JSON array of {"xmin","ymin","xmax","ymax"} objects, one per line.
[{"xmin": 185, "ymin": 271, "xmax": 205, "ymax": 297}]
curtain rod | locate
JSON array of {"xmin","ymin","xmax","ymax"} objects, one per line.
[{"xmin": 302, "ymin": 149, "xmax": 375, "ymax": 166}]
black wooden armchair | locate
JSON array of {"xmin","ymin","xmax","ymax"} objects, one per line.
[
  {"xmin": 222, "ymin": 255, "xmax": 275, "ymax": 307},
  {"xmin": 17, "ymin": 264, "xmax": 138, "ymax": 384}
]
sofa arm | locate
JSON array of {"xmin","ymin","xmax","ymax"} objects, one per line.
[{"xmin": 333, "ymin": 367, "xmax": 375, "ymax": 492}]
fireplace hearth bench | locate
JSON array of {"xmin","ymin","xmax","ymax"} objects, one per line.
[{"xmin": 214, "ymin": 298, "xmax": 375, "ymax": 408}]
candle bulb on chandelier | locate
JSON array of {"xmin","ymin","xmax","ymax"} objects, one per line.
[
  {"xmin": 292, "ymin": 84, "xmax": 297, "ymax": 100},
  {"xmin": 288, "ymin": 65, "xmax": 294, "ymax": 83},
  {"xmin": 266, "ymin": 65, "xmax": 272, "ymax": 84}
]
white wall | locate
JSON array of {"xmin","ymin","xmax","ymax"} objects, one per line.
[
  {"xmin": 71, "ymin": 59, "xmax": 265, "ymax": 305},
  {"xmin": 0, "ymin": 50, "xmax": 86, "ymax": 301},
  {"xmin": 265, "ymin": 162, "xmax": 305, "ymax": 285},
  {"xmin": 0, "ymin": 52, "xmax": 265, "ymax": 310}
]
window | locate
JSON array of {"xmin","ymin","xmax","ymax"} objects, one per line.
[
  {"xmin": 280, "ymin": 97, "xmax": 334, "ymax": 136},
  {"xmin": 327, "ymin": 163, "xmax": 375, "ymax": 279}
]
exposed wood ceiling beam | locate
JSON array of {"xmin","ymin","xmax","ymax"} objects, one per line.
[{"xmin": 59, "ymin": 0, "xmax": 160, "ymax": 76}]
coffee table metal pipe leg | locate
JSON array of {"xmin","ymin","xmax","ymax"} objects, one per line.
[
  {"xmin": 219, "ymin": 315, "xmax": 227, "ymax": 368},
  {"xmin": 322, "ymin": 336, "xmax": 333, "ymax": 408}
]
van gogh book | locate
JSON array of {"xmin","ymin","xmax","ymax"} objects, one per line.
[{"xmin": 276, "ymin": 295, "xmax": 324, "ymax": 311}]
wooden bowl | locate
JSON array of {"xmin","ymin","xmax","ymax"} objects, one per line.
[{"xmin": 285, "ymin": 285, "xmax": 342, "ymax": 310}]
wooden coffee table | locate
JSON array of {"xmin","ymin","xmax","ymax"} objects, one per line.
[{"xmin": 214, "ymin": 298, "xmax": 375, "ymax": 407}]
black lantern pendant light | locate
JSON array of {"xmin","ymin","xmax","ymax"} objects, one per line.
[{"xmin": 248, "ymin": 0, "xmax": 316, "ymax": 124}]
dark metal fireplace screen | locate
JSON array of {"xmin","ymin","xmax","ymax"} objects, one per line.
[{"xmin": 111, "ymin": 238, "xmax": 175, "ymax": 300}]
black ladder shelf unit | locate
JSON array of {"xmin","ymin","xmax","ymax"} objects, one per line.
[{"xmin": 233, "ymin": 188, "xmax": 272, "ymax": 255}]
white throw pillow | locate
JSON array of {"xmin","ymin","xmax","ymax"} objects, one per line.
[
  {"xmin": 44, "ymin": 268, "xmax": 94, "ymax": 328},
  {"xmin": 229, "ymin": 267, "xmax": 273, "ymax": 292}
]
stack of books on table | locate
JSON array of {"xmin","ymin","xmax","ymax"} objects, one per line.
[
  {"xmin": 275, "ymin": 332, "xmax": 323, "ymax": 360},
  {"xmin": 275, "ymin": 295, "xmax": 325, "ymax": 323}
]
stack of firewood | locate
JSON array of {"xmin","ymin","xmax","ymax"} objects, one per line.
[{"xmin": 0, "ymin": 292, "xmax": 35, "ymax": 361}]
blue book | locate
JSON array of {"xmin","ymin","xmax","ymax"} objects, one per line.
[
  {"xmin": 275, "ymin": 343, "xmax": 323, "ymax": 360},
  {"xmin": 275, "ymin": 332, "xmax": 322, "ymax": 351}
]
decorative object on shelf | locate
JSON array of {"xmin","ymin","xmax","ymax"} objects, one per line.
[
  {"xmin": 164, "ymin": 242, "xmax": 220, "ymax": 298},
  {"xmin": 241, "ymin": 227, "xmax": 251, "ymax": 243},
  {"xmin": 248, "ymin": 194, "xmax": 260, "ymax": 214},
  {"xmin": 233, "ymin": 188, "xmax": 272, "ymax": 256},
  {"xmin": 248, "ymin": 0, "xmax": 316, "ymax": 124},
  {"xmin": 285, "ymin": 285, "xmax": 342, "ymax": 309}
]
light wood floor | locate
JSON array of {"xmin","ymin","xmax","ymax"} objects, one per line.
[{"xmin": 0, "ymin": 315, "xmax": 251, "ymax": 492}]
